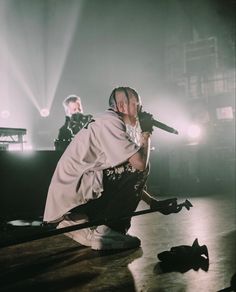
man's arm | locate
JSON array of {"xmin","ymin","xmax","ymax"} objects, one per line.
[{"xmin": 128, "ymin": 132, "xmax": 151, "ymax": 171}]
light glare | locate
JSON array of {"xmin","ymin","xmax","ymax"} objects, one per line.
[
  {"xmin": 40, "ymin": 108, "xmax": 50, "ymax": 117},
  {"xmin": 187, "ymin": 124, "xmax": 202, "ymax": 139},
  {"xmin": 1, "ymin": 110, "xmax": 10, "ymax": 119}
]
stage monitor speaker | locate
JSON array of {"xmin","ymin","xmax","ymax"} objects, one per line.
[{"xmin": 0, "ymin": 151, "xmax": 62, "ymax": 221}]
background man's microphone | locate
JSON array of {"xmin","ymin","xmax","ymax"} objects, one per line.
[{"xmin": 138, "ymin": 110, "xmax": 179, "ymax": 135}]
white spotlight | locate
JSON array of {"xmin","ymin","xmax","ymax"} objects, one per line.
[
  {"xmin": 40, "ymin": 108, "xmax": 50, "ymax": 117},
  {"xmin": 187, "ymin": 124, "xmax": 202, "ymax": 139},
  {"xmin": 1, "ymin": 110, "xmax": 10, "ymax": 119}
]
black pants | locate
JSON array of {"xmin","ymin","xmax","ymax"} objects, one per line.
[{"xmin": 71, "ymin": 162, "xmax": 149, "ymax": 233}]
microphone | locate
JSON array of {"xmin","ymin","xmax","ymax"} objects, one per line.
[
  {"xmin": 152, "ymin": 119, "xmax": 178, "ymax": 135},
  {"xmin": 138, "ymin": 110, "xmax": 179, "ymax": 135}
]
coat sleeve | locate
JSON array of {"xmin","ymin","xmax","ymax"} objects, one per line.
[{"xmin": 99, "ymin": 116, "xmax": 140, "ymax": 167}]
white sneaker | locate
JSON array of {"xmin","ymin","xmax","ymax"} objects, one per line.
[
  {"xmin": 91, "ymin": 225, "xmax": 141, "ymax": 251},
  {"xmin": 57, "ymin": 216, "xmax": 93, "ymax": 247}
]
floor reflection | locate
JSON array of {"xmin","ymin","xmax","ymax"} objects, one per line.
[
  {"xmin": 128, "ymin": 194, "xmax": 236, "ymax": 291},
  {"xmin": 0, "ymin": 193, "xmax": 235, "ymax": 291}
]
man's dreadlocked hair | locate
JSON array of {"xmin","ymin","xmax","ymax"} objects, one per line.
[{"xmin": 108, "ymin": 87, "xmax": 140, "ymax": 110}]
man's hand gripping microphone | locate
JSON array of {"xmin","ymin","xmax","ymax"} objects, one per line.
[{"xmin": 138, "ymin": 110, "xmax": 154, "ymax": 134}]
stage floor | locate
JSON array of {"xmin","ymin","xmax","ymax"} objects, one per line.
[{"xmin": 0, "ymin": 193, "xmax": 235, "ymax": 292}]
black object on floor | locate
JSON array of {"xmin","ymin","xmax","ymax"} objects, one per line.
[{"xmin": 157, "ymin": 238, "xmax": 209, "ymax": 273}]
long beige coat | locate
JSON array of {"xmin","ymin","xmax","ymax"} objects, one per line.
[{"xmin": 43, "ymin": 110, "xmax": 140, "ymax": 222}]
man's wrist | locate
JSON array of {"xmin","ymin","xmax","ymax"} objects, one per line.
[{"xmin": 141, "ymin": 131, "xmax": 151, "ymax": 138}]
